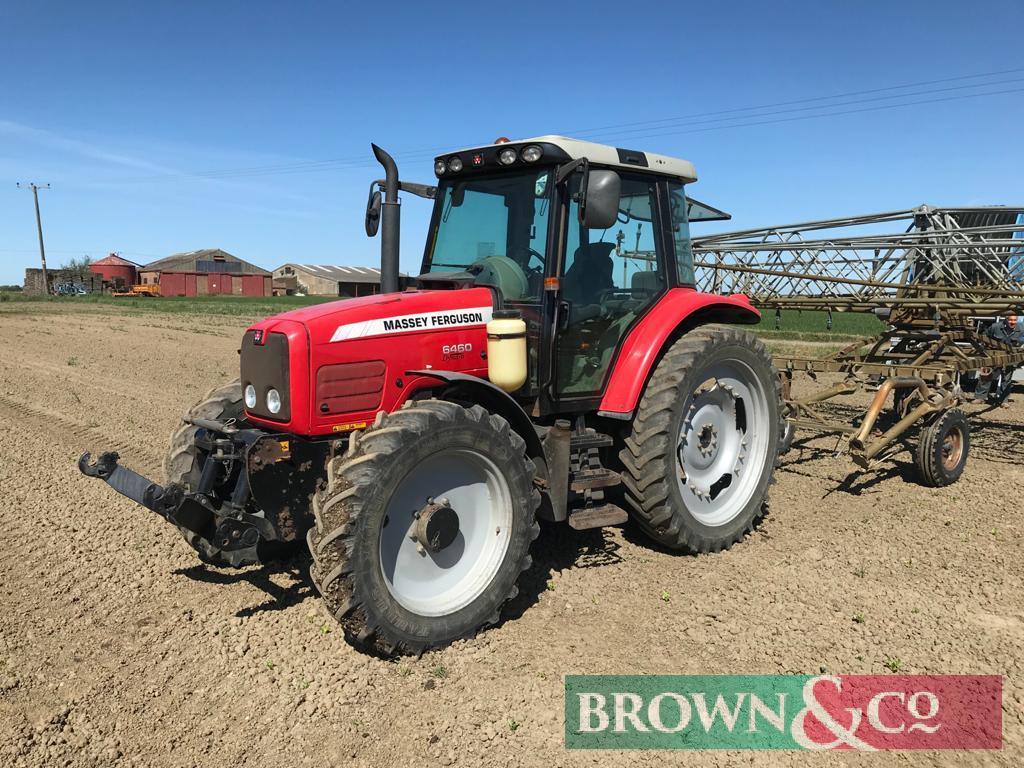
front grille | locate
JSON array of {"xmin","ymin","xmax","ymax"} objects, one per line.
[
  {"xmin": 240, "ymin": 330, "xmax": 291, "ymax": 421},
  {"xmin": 316, "ymin": 361, "xmax": 386, "ymax": 415}
]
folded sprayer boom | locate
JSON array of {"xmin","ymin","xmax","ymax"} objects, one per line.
[{"xmin": 693, "ymin": 205, "xmax": 1024, "ymax": 479}]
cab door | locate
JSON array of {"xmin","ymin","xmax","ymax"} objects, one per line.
[{"xmin": 544, "ymin": 172, "xmax": 672, "ymax": 411}]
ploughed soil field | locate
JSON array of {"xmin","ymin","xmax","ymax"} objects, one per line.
[{"xmin": 1, "ymin": 301, "xmax": 1021, "ymax": 767}]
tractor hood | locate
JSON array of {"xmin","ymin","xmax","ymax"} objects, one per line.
[
  {"xmin": 247, "ymin": 287, "xmax": 496, "ymax": 347},
  {"xmin": 241, "ymin": 287, "xmax": 498, "ymax": 436}
]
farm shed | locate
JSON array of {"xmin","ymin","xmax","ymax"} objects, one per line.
[
  {"xmin": 272, "ymin": 263, "xmax": 409, "ymax": 297},
  {"xmin": 88, "ymin": 254, "xmax": 139, "ymax": 289},
  {"xmin": 140, "ymin": 249, "xmax": 271, "ymax": 297}
]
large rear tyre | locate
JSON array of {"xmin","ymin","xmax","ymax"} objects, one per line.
[
  {"xmin": 308, "ymin": 400, "xmax": 540, "ymax": 656},
  {"xmin": 164, "ymin": 380, "xmax": 246, "ymax": 561},
  {"xmin": 620, "ymin": 324, "xmax": 781, "ymax": 553},
  {"xmin": 914, "ymin": 408, "xmax": 969, "ymax": 487}
]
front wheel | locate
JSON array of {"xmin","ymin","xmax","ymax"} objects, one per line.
[
  {"xmin": 308, "ymin": 400, "xmax": 540, "ymax": 656},
  {"xmin": 620, "ymin": 325, "xmax": 781, "ymax": 553}
]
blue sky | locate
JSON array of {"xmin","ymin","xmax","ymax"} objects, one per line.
[{"xmin": 2, "ymin": 0, "xmax": 1023, "ymax": 284}]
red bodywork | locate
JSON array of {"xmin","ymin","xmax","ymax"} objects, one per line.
[
  {"xmin": 242, "ymin": 286, "xmax": 758, "ymax": 436},
  {"xmin": 598, "ymin": 288, "xmax": 759, "ymax": 415}
]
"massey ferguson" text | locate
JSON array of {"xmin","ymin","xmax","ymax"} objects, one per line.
[{"xmin": 382, "ymin": 311, "xmax": 484, "ymax": 332}]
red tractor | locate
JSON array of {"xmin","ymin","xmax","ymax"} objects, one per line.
[{"xmin": 81, "ymin": 137, "xmax": 781, "ymax": 655}]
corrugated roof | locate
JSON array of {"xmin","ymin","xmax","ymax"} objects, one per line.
[
  {"xmin": 92, "ymin": 253, "xmax": 140, "ymax": 267},
  {"xmin": 275, "ymin": 263, "xmax": 402, "ymax": 284},
  {"xmin": 143, "ymin": 249, "xmax": 269, "ymax": 275}
]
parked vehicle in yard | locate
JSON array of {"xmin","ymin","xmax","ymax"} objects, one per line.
[
  {"xmin": 80, "ymin": 136, "xmax": 782, "ymax": 655},
  {"xmin": 112, "ymin": 283, "xmax": 161, "ymax": 297},
  {"xmin": 53, "ymin": 282, "xmax": 88, "ymax": 296}
]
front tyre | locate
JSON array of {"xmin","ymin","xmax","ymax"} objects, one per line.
[
  {"xmin": 620, "ymin": 324, "xmax": 781, "ymax": 553},
  {"xmin": 164, "ymin": 379, "xmax": 246, "ymax": 562},
  {"xmin": 308, "ymin": 400, "xmax": 540, "ymax": 656}
]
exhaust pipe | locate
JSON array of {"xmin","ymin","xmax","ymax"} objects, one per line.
[{"xmin": 371, "ymin": 144, "xmax": 401, "ymax": 294}]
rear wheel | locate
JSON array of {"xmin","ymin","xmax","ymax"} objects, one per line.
[
  {"xmin": 308, "ymin": 400, "xmax": 540, "ymax": 656},
  {"xmin": 620, "ymin": 325, "xmax": 781, "ymax": 553},
  {"xmin": 914, "ymin": 408, "xmax": 969, "ymax": 487}
]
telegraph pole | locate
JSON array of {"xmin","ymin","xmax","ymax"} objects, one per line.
[{"xmin": 17, "ymin": 182, "xmax": 51, "ymax": 294}]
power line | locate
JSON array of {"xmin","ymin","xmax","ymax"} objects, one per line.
[
  {"xmin": 99, "ymin": 65, "xmax": 1024, "ymax": 185},
  {"xmin": 573, "ymin": 77, "xmax": 1024, "ymax": 143},
  {"xmin": 583, "ymin": 84, "xmax": 1024, "ymax": 144},
  {"xmin": 564, "ymin": 66, "xmax": 1024, "ymax": 136},
  {"xmin": 178, "ymin": 82, "xmax": 1024, "ymax": 180}
]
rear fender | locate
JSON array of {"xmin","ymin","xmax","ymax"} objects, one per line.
[{"xmin": 598, "ymin": 288, "xmax": 760, "ymax": 417}]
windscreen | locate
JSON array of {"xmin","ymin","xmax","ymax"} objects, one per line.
[{"xmin": 422, "ymin": 169, "xmax": 551, "ymax": 300}]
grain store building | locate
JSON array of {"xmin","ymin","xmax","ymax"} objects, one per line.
[
  {"xmin": 140, "ymin": 249, "xmax": 271, "ymax": 297},
  {"xmin": 272, "ymin": 263, "xmax": 404, "ymax": 297}
]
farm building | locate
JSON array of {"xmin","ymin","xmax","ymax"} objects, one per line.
[
  {"xmin": 272, "ymin": 263, "xmax": 406, "ymax": 297},
  {"xmin": 140, "ymin": 249, "xmax": 271, "ymax": 297},
  {"xmin": 88, "ymin": 253, "xmax": 139, "ymax": 290}
]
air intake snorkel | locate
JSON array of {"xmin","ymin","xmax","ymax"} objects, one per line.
[{"xmin": 370, "ymin": 143, "xmax": 401, "ymax": 294}]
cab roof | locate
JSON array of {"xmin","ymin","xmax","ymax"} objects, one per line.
[{"xmin": 440, "ymin": 134, "xmax": 698, "ymax": 183}]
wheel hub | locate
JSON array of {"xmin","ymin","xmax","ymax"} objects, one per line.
[
  {"xmin": 674, "ymin": 365, "xmax": 769, "ymax": 527},
  {"xmin": 379, "ymin": 447, "xmax": 513, "ymax": 617},
  {"xmin": 413, "ymin": 497, "xmax": 460, "ymax": 553},
  {"xmin": 941, "ymin": 430, "xmax": 963, "ymax": 471},
  {"xmin": 697, "ymin": 423, "xmax": 719, "ymax": 459}
]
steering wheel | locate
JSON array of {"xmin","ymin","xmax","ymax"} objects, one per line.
[{"xmin": 511, "ymin": 247, "xmax": 545, "ymax": 288}]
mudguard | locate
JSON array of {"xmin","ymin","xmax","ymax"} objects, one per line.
[
  {"xmin": 598, "ymin": 288, "xmax": 760, "ymax": 417},
  {"xmin": 405, "ymin": 369, "xmax": 546, "ymax": 475}
]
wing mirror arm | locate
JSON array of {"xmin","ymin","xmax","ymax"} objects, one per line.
[{"xmin": 366, "ymin": 179, "xmax": 437, "ymax": 238}]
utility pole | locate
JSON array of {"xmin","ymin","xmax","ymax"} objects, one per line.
[{"xmin": 17, "ymin": 182, "xmax": 51, "ymax": 294}]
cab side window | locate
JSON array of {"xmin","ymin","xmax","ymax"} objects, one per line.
[
  {"xmin": 668, "ymin": 182, "xmax": 696, "ymax": 285},
  {"xmin": 556, "ymin": 174, "xmax": 666, "ymax": 396}
]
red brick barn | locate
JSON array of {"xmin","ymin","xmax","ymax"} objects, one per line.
[{"xmin": 139, "ymin": 249, "xmax": 271, "ymax": 297}]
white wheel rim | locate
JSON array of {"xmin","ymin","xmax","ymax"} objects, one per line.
[
  {"xmin": 675, "ymin": 361, "xmax": 771, "ymax": 527},
  {"xmin": 379, "ymin": 448, "xmax": 513, "ymax": 617}
]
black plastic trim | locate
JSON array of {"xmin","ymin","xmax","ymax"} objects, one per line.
[
  {"xmin": 615, "ymin": 148, "xmax": 649, "ymax": 167},
  {"xmin": 240, "ymin": 330, "xmax": 291, "ymax": 422}
]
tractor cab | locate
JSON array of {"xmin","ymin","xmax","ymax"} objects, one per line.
[{"xmin": 407, "ymin": 135, "xmax": 727, "ymax": 407}]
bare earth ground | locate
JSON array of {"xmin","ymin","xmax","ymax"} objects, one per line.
[{"xmin": 1, "ymin": 303, "xmax": 1021, "ymax": 767}]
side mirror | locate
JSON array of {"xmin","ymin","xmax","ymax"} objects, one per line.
[
  {"xmin": 365, "ymin": 186, "xmax": 381, "ymax": 237},
  {"xmin": 580, "ymin": 169, "xmax": 620, "ymax": 230}
]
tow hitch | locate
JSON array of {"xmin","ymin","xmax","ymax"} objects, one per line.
[{"xmin": 78, "ymin": 416, "xmax": 308, "ymax": 567}]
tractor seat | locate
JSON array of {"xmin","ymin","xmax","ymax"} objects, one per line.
[
  {"xmin": 630, "ymin": 269, "xmax": 661, "ymax": 298},
  {"xmin": 563, "ymin": 242, "xmax": 615, "ymax": 306}
]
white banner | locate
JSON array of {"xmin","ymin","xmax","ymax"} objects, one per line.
[{"xmin": 330, "ymin": 306, "xmax": 493, "ymax": 342}]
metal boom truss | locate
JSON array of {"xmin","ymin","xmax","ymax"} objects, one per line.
[{"xmin": 691, "ymin": 205, "xmax": 1024, "ymax": 476}]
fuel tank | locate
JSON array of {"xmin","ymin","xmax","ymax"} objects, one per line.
[{"xmin": 241, "ymin": 287, "xmax": 497, "ymax": 436}]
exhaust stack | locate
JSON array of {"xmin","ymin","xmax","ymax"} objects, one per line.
[{"xmin": 371, "ymin": 144, "xmax": 401, "ymax": 294}]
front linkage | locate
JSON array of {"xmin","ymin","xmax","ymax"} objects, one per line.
[{"xmin": 80, "ymin": 417, "xmax": 327, "ymax": 566}]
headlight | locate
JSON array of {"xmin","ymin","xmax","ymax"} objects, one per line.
[
  {"xmin": 521, "ymin": 145, "xmax": 542, "ymax": 163},
  {"xmin": 244, "ymin": 384, "xmax": 256, "ymax": 409},
  {"xmin": 434, "ymin": 159, "xmax": 447, "ymax": 176},
  {"xmin": 447, "ymin": 156, "xmax": 463, "ymax": 173},
  {"xmin": 498, "ymin": 148, "xmax": 518, "ymax": 165},
  {"xmin": 266, "ymin": 388, "xmax": 282, "ymax": 414}
]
